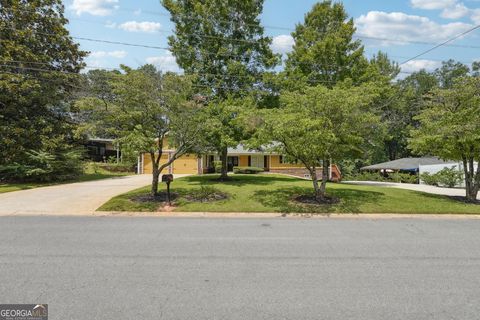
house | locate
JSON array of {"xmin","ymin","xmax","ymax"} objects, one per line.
[
  {"xmin": 138, "ymin": 142, "xmax": 342, "ymax": 181},
  {"xmin": 84, "ymin": 138, "xmax": 121, "ymax": 162}
]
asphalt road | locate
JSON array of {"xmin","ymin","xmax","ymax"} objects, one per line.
[{"xmin": 0, "ymin": 217, "xmax": 479, "ymax": 320}]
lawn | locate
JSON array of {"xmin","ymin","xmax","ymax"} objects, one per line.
[
  {"xmin": 98, "ymin": 174, "xmax": 480, "ymax": 214},
  {"xmin": 0, "ymin": 162, "xmax": 133, "ymax": 194}
]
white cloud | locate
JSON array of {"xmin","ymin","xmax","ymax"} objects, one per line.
[
  {"xmin": 90, "ymin": 50, "xmax": 128, "ymax": 59},
  {"xmin": 118, "ymin": 21, "xmax": 162, "ymax": 33},
  {"xmin": 401, "ymin": 59, "xmax": 442, "ymax": 73},
  {"xmin": 356, "ymin": 11, "xmax": 473, "ymax": 45},
  {"xmin": 441, "ymin": 3, "xmax": 470, "ymax": 19},
  {"xmin": 411, "ymin": 0, "xmax": 458, "ymax": 10},
  {"xmin": 271, "ymin": 35, "xmax": 295, "ymax": 54},
  {"xmin": 472, "ymin": 9, "xmax": 480, "ymax": 24},
  {"xmin": 146, "ymin": 53, "xmax": 180, "ymax": 73},
  {"xmin": 71, "ymin": 0, "xmax": 118, "ymax": 16},
  {"xmin": 411, "ymin": 0, "xmax": 480, "ymax": 22}
]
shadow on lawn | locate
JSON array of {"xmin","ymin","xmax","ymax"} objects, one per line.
[
  {"xmin": 253, "ymin": 186, "xmax": 385, "ymax": 214},
  {"xmin": 180, "ymin": 174, "xmax": 297, "ymax": 186}
]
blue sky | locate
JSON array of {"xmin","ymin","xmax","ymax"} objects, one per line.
[{"xmin": 64, "ymin": 0, "xmax": 480, "ymax": 74}]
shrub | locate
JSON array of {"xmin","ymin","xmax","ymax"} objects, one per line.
[
  {"xmin": 420, "ymin": 172, "xmax": 439, "ymax": 186},
  {"xmin": 346, "ymin": 171, "xmax": 386, "ymax": 182},
  {"xmin": 0, "ymin": 149, "xmax": 84, "ymax": 182},
  {"xmin": 213, "ymin": 161, "xmax": 222, "ymax": 173},
  {"xmin": 421, "ymin": 167, "xmax": 462, "ymax": 188},
  {"xmin": 389, "ymin": 172, "xmax": 417, "ymax": 184},
  {"xmin": 436, "ymin": 167, "xmax": 463, "ymax": 188},
  {"xmin": 233, "ymin": 166, "xmax": 264, "ymax": 174}
]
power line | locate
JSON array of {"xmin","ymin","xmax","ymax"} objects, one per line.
[
  {"xmin": 399, "ymin": 24, "xmax": 480, "ymax": 66},
  {"xmin": 0, "ymin": 63, "xmax": 344, "ymax": 85},
  {"xmin": 4, "ymin": 17, "xmax": 480, "ymax": 51}
]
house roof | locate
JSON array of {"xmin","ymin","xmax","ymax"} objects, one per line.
[
  {"xmin": 227, "ymin": 144, "xmax": 271, "ymax": 155},
  {"xmin": 361, "ymin": 157, "xmax": 454, "ymax": 171},
  {"xmin": 88, "ymin": 137, "xmax": 115, "ymax": 143}
]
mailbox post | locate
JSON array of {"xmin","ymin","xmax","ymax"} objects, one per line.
[{"xmin": 161, "ymin": 174, "xmax": 174, "ymax": 205}]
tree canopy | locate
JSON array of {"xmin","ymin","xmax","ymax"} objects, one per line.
[
  {"xmin": 410, "ymin": 76, "xmax": 480, "ymax": 201},
  {"xmin": 0, "ymin": 0, "xmax": 86, "ymax": 171},
  {"xmin": 76, "ymin": 66, "xmax": 205, "ymax": 195},
  {"xmin": 262, "ymin": 83, "xmax": 379, "ymax": 201},
  {"xmin": 284, "ymin": 0, "xmax": 368, "ymax": 88}
]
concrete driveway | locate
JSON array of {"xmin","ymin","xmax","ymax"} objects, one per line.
[
  {"xmin": 344, "ymin": 181, "xmax": 478, "ymax": 199},
  {"xmin": 0, "ymin": 174, "xmax": 188, "ymax": 216}
]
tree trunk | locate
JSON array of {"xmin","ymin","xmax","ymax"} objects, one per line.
[
  {"xmin": 320, "ymin": 159, "xmax": 329, "ymax": 196},
  {"xmin": 463, "ymin": 156, "xmax": 479, "ymax": 202},
  {"xmin": 150, "ymin": 153, "xmax": 160, "ymax": 196},
  {"xmin": 311, "ymin": 167, "xmax": 325, "ymax": 202},
  {"xmin": 220, "ymin": 147, "xmax": 228, "ymax": 180}
]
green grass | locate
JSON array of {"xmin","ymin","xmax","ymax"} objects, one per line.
[
  {"xmin": 98, "ymin": 174, "xmax": 480, "ymax": 214},
  {"xmin": 0, "ymin": 163, "xmax": 133, "ymax": 194}
]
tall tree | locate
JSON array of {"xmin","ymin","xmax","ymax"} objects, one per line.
[
  {"xmin": 435, "ymin": 59, "xmax": 469, "ymax": 89},
  {"xmin": 162, "ymin": 0, "xmax": 278, "ymax": 179},
  {"xmin": 262, "ymin": 84, "xmax": 378, "ymax": 202},
  {"xmin": 410, "ymin": 76, "xmax": 480, "ymax": 202},
  {"xmin": 0, "ymin": 0, "xmax": 86, "ymax": 169},
  {"xmin": 380, "ymin": 70, "xmax": 439, "ymax": 161},
  {"xmin": 284, "ymin": 0, "xmax": 368, "ymax": 88},
  {"xmin": 76, "ymin": 66, "xmax": 205, "ymax": 196}
]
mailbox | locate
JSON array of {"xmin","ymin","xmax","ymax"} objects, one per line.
[{"xmin": 162, "ymin": 174, "xmax": 174, "ymax": 183}]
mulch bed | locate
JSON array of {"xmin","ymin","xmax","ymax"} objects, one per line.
[
  {"xmin": 294, "ymin": 194, "xmax": 340, "ymax": 205},
  {"xmin": 184, "ymin": 192, "xmax": 228, "ymax": 203}
]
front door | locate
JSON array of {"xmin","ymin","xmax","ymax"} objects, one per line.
[{"xmin": 227, "ymin": 156, "xmax": 239, "ymax": 171}]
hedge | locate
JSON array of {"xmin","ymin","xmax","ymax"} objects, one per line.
[{"xmin": 233, "ymin": 166, "xmax": 264, "ymax": 174}]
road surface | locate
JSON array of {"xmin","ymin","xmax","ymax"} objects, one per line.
[{"xmin": 0, "ymin": 216, "xmax": 479, "ymax": 319}]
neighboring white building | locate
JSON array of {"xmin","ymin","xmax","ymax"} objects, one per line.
[{"xmin": 419, "ymin": 162, "xmax": 478, "ymax": 188}]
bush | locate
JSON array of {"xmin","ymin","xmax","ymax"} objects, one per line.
[
  {"xmin": 213, "ymin": 161, "xmax": 222, "ymax": 173},
  {"xmin": 0, "ymin": 149, "xmax": 84, "ymax": 182},
  {"xmin": 346, "ymin": 171, "xmax": 386, "ymax": 182},
  {"xmin": 436, "ymin": 167, "xmax": 463, "ymax": 188},
  {"xmin": 389, "ymin": 172, "xmax": 417, "ymax": 184},
  {"xmin": 347, "ymin": 171, "xmax": 417, "ymax": 183},
  {"xmin": 420, "ymin": 172, "xmax": 439, "ymax": 186},
  {"xmin": 421, "ymin": 167, "xmax": 463, "ymax": 188},
  {"xmin": 233, "ymin": 166, "xmax": 264, "ymax": 174}
]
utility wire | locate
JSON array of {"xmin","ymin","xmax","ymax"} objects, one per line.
[
  {"xmin": 0, "ymin": 63, "xmax": 346, "ymax": 85},
  {"xmin": 399, "ymin": 24, "xmax": 480, "ymax": 66},
  {"xmin": 3, "ymin": 19, "xmax": 480, "ymax": 51},
  {"xmin": 375, "ymin": 23, "xmax": 480, "ymax": 110}
]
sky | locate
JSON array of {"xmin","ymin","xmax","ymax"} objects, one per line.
[{"xmin": 64, "ymin": 0, "xmax": 480, "ymax": 75}]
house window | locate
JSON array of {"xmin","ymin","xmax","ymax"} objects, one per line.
[{"xmin": 279, "ymin": 155, "xmax": 284, "ymax": 164}]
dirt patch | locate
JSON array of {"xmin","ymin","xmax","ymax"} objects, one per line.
[
  {"xmin": 132, "ymin": 192, "xmax": 179, "ymax": 203},
  {"xmin": 293, "ymin": 194, "xmax": 340, "ymax": 205}
]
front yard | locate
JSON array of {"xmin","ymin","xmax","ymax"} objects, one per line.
[{"xmin": 99, "ymin": 174, "xmax": 480, "ymax": 214}]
